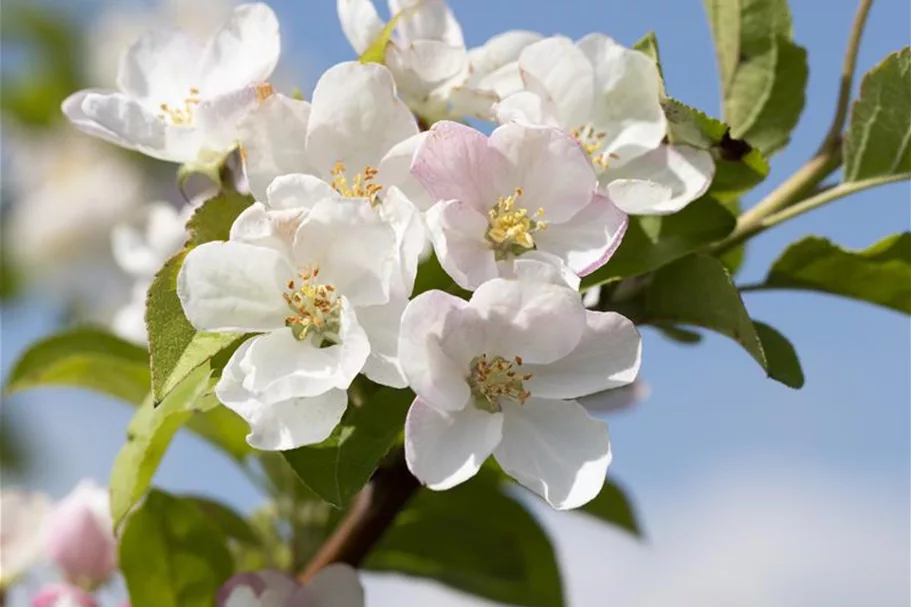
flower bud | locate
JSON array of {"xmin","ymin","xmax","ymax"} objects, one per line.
[
  {"xmin": 44, "ymin": 480, "xmax": 117, "ymax": 588},
  {"xmin": 217, "ymin": 565, "xmax": 363, "ymax": 607},
  {"xmin": 0, "ymin": 489, "xmax": 50, "ymax": 586},
  {"xmin": 31, "ymin": 582, "xmax": 98, "ymax": 607}
]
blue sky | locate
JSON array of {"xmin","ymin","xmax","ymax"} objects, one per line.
[{"xmin": 3, "ymin": 1, "xmax": 910, "ymax": 605}]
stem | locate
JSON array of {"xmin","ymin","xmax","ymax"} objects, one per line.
[{"xmin": 297, "ymin": 449, "xmax": 419, "ymax": 582}]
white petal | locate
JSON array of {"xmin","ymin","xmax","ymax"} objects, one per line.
[
  {"xmin": 200, "ymin": 3, "xmax": 281, "ymax": 95},
  {"xmin": 265, "ymin": 173, "xmax": 337, "ymax": 210},
  {"xmin": 469, "ymin": 277, "xmax": 586, "ymax": 364},
  {"xmin": 494, "ymin": 397, "xmax": 611, "ymax": 510},
  {"xmin": 518, "ymin": 36, "xmax": 594, "ymax": 129},
  {"xmin": 357, "ymin": 297, "xmax": 408, "ymax": 388},
  {"xmin": 425, "ymin": 199, "xmax": 498, "ymax": 291},
  {"xmin": 377, "ymin": 186, "xmax": 424, "ymax": 298},
  {"xmin": 239, "ymin": 93, "xmax": 314, "ymax": 203},
  {"xmin": 193, "ymin": 85, "xmax": 264, "ymax": 156},
  {"xmin": 293, "ymin": 199, "xmax": 399, "ymax": 307},
  {"xmin": 306, "ymin": 62, "xmax": 418, "ymax": 177},
  {"xmin": 305, "ymin": 564, "xmax": 365, "ymax": 607},
  {"xmin": 111, "ymin": 204, "xmax": 186, "ymax": 277},
  {"xmin": 338, "ymin": 0, "xmax": 385, "ymax": 55},
  {"xmin": 488, "ymin": 123, "xmax": 598, "ymax": 223},
  {"xmin": 498, "ymin": 251, "xmax": 581, "ymax": 290},
  {"xmin": 217, "ymin": 338, "xmax": 349, "ymax": 450},
  {"xmin": 405, "ymin": 398, "xmax": 502, "ymax": 490},
  {"xmin": 468, "ymin": 30, "xmax": 543, "ymax": 82},
  {"xmin": 229, "ymin": 202, "xmax": 306, "ymax": 258},
  {"xmin": 390, "ymin": 0, "xmax": 464, "ymax": 46},
  {"xmin": 494, "ymin": 90, "xmax": 548, "ymax": 125},
  {"xmin": 603, "ymin": 144, "xmax": 716, "ymax": 215},
  {"xmin": 399, "ymin": 290, "xmax": 474, "ymax": 411},
  {"xmin": 73, "ymin": 92, "xmax": 182, "ymax": 162},
  {"xmin": 117, "ymin": 30, "xmax": 201, "ymax": 101},
  {"xmin": 376, "ymin": 133, "xmax": 433, "ymax": 211},
  {"xmin": 177, "ymin": 241, "xmax": 292, "ymax": 332},
  {"xmin": 386, "ymin": 39, "xmax": 467, "ymax": 93},
  {"xmin": 534, "ymin": 193, "xmax": 628, "ymax": 276},
  {"xmin": 525, "ymin": 311, "xmax": 641, "ymax": 399},
  {"xmin": 576, "ymin": 33, "xmax": 666, "ymax": 164}
]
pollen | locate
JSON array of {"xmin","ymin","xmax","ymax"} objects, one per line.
[
  {"xmin": 486, "ymin": 188, "xmax": 546, "ymax": 260},
  {"xmin": 158, "ymin": 87, "xmax": 202, "ymax": 125},
  {"xmin": 255, "ymin": 82, "xmax": 274, "ymax": 102},
  {"xmin": 572, "ymin": 124, "xmax": 611, "ymax": 169},
  {"xmin": 282, "ymin": 265, "xmax": 342, "ymax": 344},
  {"xmin": 468, "ymin": 354, "xmax": 533, "ymax": 413},
  {"xmin": 330, "ymin": 161, "xmax": 383, "ymax": 206}
]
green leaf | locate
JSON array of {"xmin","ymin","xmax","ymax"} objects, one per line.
[
  {"xmin": 581, "ymin": 197, "xmax": 736, "ymax": 289},
  {"xmin": 644, "ymin": 254, "xmax": 803, "ymax": 388},
  {"xmin": 110, "ymin": 365, "xmax": 218, "ymax": 526},
  {"xmin": 184, "ymin": 406, "xmax": 252, "ymax": 461},
  {"xmin": 367, "ymin": 474, "xmax": 564, "ymax": 607},
  {"xmin": 633, "ymin": 31, "xmax": 663, "ymax": 81},
  {"xmin": 359, "ymin": 9, "xmax": 409, "ymax": 64},
  {"xmin": 6, "ymin": 327, "xmax": 149, "ymax": 405},
  {"xmin": 656, "ymin": 325, "xmax": 704, "ymax": 345},
  {"xmin": 844, "ymin": 47, "xmax": 911, "ymax": 181},
  {"xmin": 718, "ymin": 198, "xmax": 746, "ymax": 274},
  {"xmin": 120, "ymin": 490, "xmax": 234, "ymax": 607},
  {"xmin": 282, "ymin": 386, "xmax": 412, "ymax": 508},
  {"xmin": 579, "ymin": 479, "xmax": 641, "ymax": 536},
  {"xmin": 752, "ymin": 321, "xmax": 804, "ymax": 389},
  {"xmin": 182, "ymin": 496, "xmax": 261, "ymax": 545},
  {"xmin": 759, "ymin": 233, "xmax": 911, "ymax": 313},
  {"xmin": 147, "ymin": 191, "xmax": 251, "ymax": 403},
  {"xmin": 705, "ymin": 0, "xmax": 808, "ymax": 156}
]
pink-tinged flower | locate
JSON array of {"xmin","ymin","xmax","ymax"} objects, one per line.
[
  {"xmin": 412, "ymin": 120, "xmax": 628, "ymax": 290},
  {"xmin": 44, "ymin": 480, "xmax": 117, "ymax": 588},
  {"xmin": 0, "ymin": 490, "xmax": 50, "ymax": 587},
  {"xmin": 31, "ymin": 583, "xmax": 98, "ymax": 607},
  {"xmin": 217, "ymin": 566, "xmax": 364, "ymax": 607},
  {"xmin": 400, "ymin": 272, "xmax": 641, "ymax": 510}
]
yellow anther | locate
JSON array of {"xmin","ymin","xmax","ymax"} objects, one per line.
[
  {"xmin": 572, "ymin": 124, "xmax": 610, "ymax": 169},
  {"xmin": 255, "ymin": 82, "xmax": 274, "ymax": 102},
  {"xmin": 282, "ymin": 265, "xmax": 342, "ymax": 343},
  {"xmin": 486, "ymin": 187, "xmax": 546, "ymax": 259},
  {"xmin": 469, "ymin": 354, "xmax": 533, "ymax": 412},
  {"xmin": 330, "ymin": 161, "xmax": 383, "ymax": 206},
  {"xmin": 157, "ymin": 87, "xmax": 203, "ymax": 125}
]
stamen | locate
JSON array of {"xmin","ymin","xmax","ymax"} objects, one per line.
[
  {"xmin": 572, "ymin": 124, "xmax": 611, "ymax": 169},
  {"xmin": 282, "ymin": 265, "xmax": 342, "ymax": 344},
  {"xmin": 157, "ymin": 87, "xmax": 203, "ymax": 125},
  {"xmin": 468, "ymin": 354, "xmax": 533, "ymax": 412},
  {"xmin": 486, "ymin": 188, "xmax": 547, "ymax": 260},
  {"xmin": 330, "ymin": 161, "xmax": 383, "ymax": 207}
]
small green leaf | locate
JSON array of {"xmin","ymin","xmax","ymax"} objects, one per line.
[
  {"xmin": 182, "ymin": 496, "xmax": 262, "ymax": 545},
  {"xmin": 110, "ymin": 366, "xmax": 217, "ymax": 526},
  {"xmin": 656, "ymin": 325, "xmax": 703, "ymax": 345},
  {"xmin": 6, "ymin": 327, "xmax": 149, "ymax": 405},
  {"xmin": 581, "ymin": 197, "xmax": 736, "ymax": 289},
  {"xmin": 644, "ymin": 254, "xmax": 802, "ymax": 388},
  {"xmin": 844, "ymin": 47, "xmax": 911, "ymax": 181},
  {"xmin": 718, "ymin": 198, "xmax": 746, "ymax": 274},
  {"xmin": 752, "ymin": 321, "xmax": 804, "ymax": 389},
  {"xmin": 633, "ymin": 31, "xmax": 663, "ymax": 81},
  {"xmin": 367, "ymin": 474, "xmax": 564, "ymax": 607},
  {"xmin": 760, "ymin": 234, "xmax": 911, "ymax": 313},
  {"xmin": 282, "ymin": 386, "xmax": 412, "ymax": 508},
  {"xmin": 120, "ymin": 490, "xmax": 234, "ymax": 607},
  {"xmin": 579, "ymin": 478, "xmax": 641, "ymax": 536}
]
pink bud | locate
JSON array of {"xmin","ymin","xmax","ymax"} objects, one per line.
[
  {"xmin": 44, "ymin": 480, "xmax": 117, "ymax": 587},
  {"xmin": 31, "ymin": 583, "xmax": 98, "ymax": 607}
]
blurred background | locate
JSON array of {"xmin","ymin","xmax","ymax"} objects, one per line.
[{"xmin": 1, "ymin": 0, "xmax": 909, "ymax": 605}]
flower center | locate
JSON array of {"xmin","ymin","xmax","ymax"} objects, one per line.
[
  {"xmin": 158, "ymin": 87, "xmax": 202, "ymax": 125},
  {"xmin": 468, "ymin": 354, "xmax": 533, "ymax": 413},
  {"xmin": 486, "ymin": 188, "xmax": 546, "ymax": 260},
  {"xmin": 330, "ymin": 161, "xmax": 382, "ymax": 207},
  {"xmin": 571, "ymin": 124, "xmax": 613, "ymax": 169},
  {"xmin": 282, "ymin": 265, "xmax": 342, "ymax": 344}
]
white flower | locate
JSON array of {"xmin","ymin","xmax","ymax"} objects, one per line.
[
  {"xmin": 239, "ymin": 61, "xmax": 427, "ymax": 295},
  {"xmin": 412, "ymin": 120, "xmax": 628, "ymax": 291},
  {"xmin": 110, "ymin": 203, "xmax": 192, "ymax": 343},
  {"xmin": 63, "ymin": 3, "xmax": 280, "ymax": 166},
  {"xmin": 177, "ymin": 183, "xmax": 406, "ymax": 451},
  {"xmin": 495, "ymin": 35, "xmax": 715, "ymax": 215},
  {"xmin": 400, "ymin": 271, "xmax": 641, "ymax": 509},
  {"xmin": 337, "ymin": 0, "xmax": 468, "ymax": 118},
  {"xmin": 0, "ymin": 489, "xmax": 50, "ymax": 587},
  {"xmin": 217, "ymin": 565, "xmax": 364, "ymax": 607}
]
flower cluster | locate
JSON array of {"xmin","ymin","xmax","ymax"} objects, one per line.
[{"xmin": 62, "ymin": 1, "xmax": 714, "ymax": 513}]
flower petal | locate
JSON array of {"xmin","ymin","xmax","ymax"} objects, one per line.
[
  {"xmin": 305, "ymin": 564, "xmax": 365, "ymax": 607},
  {"xmin": 468, "ymin": 30, "xmax": 543, "ymax": 82},
  {"xmin": 518, "ymin": 36, "xmax": 594, "ymax": 129},
  {"xmin": 488, "ymin": 123, "xmax": 598, "ymax": 223},
  {"xmin": 498, "ymin": 251, "xmax": 581, "ymax": 290},
  {"xmin": 534, "ymin": 192, "xmax": 628, "ymax": 276},
  {"xmin": 306, "ymin": 62, "xmax": 418, "ymax": 177},
  {"xmin": 468, "ymin": 279, "xmax": 586, "ymax": 365},
  {"xmin": 193, "ymin": 85, "xmax": 264, "ymax": 156},
  {"xmin": 425, "ymin": 199, "xmax": 498, "ymax": 291},
  {"xmin": 117, "ymin": 29, "xmax": 201, "ymax": 102},
  {"xmin": 177, "ymin": 241, "xmax": 292, "ymax": 332},
  {"xmin": 265, "ymin": 173, "xmax": 337, "ymax": 210},
  {"xmin": 356, "ymin": 297, "xmax": 408, "ymax": 388},
  {"xmin": 377, "ymin": 187, "xmax": 424, "ymax": 298},
  {"xmin": 229, "ymin": 202, "xmax": 305, "ymax": 257},
  {"xmin": 399, "ymin": 290, "xmax": 474, "ymax": 411},
  {"xmin": 603, "ymin": 144, "xmax": 716, "ymax": 215},
  {"xmin": 377, "ymin": 132, "xmax": 432, "ymax": 211},
  {"xmin": 494, "ymin": 397, "xmax": 611, "ymax": 510},
  {"xmin": 239, "ymin": 93, "xmax": 314, "ymax": 203},
  {"xmin": 405, "ymin": 397, "xmax": 502, "ymax": 490},
  {"xmin": 390, "ymin": 0, "xmax": 464, "ymax": 45},
  {"xmin": 494, "ymin": 90, "xmax": 549, "ymax": 125},
  {"xmin": 386, "ymin": 39, "xmax": 467, "ymax": 93},
  {"xmin": 337, "ymin": 0, "xmax": 385, "ymax": 55},
  {"xmin": 200, "ymin": 3, "xmax": 281, "ymax": 95},
  {"xmin": 525, "ymin": 310, "xmax": 641, "ymax": 400}
]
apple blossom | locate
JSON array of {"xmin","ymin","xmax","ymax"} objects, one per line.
[
  {"xmin": 31, "ymin": 583, "xmax": 98, "ymax": 607},
  {"xmin": 44, "ymin": 480, "xmax": 117, "ymax": 588},
  {"xmin": 412, "ymin": 120, "xmax": 628, "ymax": 290},
  {"xmin": 0, "ymin": 490, "xmax": 50, "ymax": 587},
  {"xmin": 495, "ymin": 35, "xmax": 715, "ymax": 215},
  {"xmin": 400, "ymin": 273, "xmax": 641, "ymax": 509},
  {"xmin": 217, "ymin": 566, "xmax": 363, "ymax": 607},
  {"xmin": 63, "ymin": 3, "xmax": 280, "ymax": 167},
  {"xmin": 178, "ymin": 183, "xmax": 407, "ymax": 450}
]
